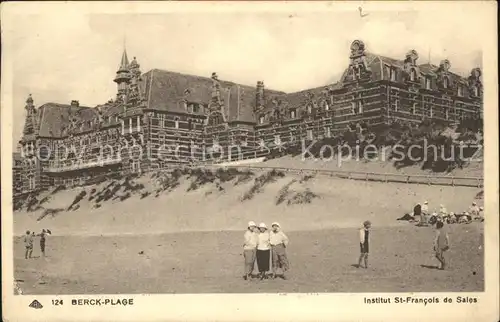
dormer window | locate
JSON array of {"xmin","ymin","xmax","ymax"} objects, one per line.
[
  {"xmin": 425, "ymin": 77, "xmax": 432, "ymax": 90},
  {"xmin": 390, "ymin": 68, "xmax": 397, "ymax": 81},
  {"xmin": 259, "ymin": 114, "xmax": 265, "ymax": 124},
  {"xmin": 384, "ymin": 65, "xmax": 391, "ymax": 80},
  {"xmin": 290, "ymin": 109, "xmax": 296, "ymax": 119},
  {"xmin": 473, "ymin": 86, "xmax": 479, "ymax": 97},
  {"xmin": 458, "ymin": 86, "xmax": 464, "ymax": 97},
  {"xmin": 443, "ymin": 77, "xmax": 449, "ymax": 89},
  {"xmin": 307, "ymin": 105, "xmax": 312, "ymax": 114},
  {"xmin": 324, "ymin": 102, "xmax": 330, "ymax": 111},
  {"xmin": 410, "ymin": 69, "xmax": 417, "ymax": 81},
  {"xmin": 192, "ymin": 104, "xmax": 200, "ymax": 113}
]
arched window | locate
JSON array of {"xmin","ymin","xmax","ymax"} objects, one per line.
[
  {"xmin": 307, "ymin": 104, "xmax": 312, "ymax": 114},
  {"xmin": 174, "ymin": 117, "xmax": 180, "ymax": 129},
  {"xmin": 473, "ymin": 86, "xmax": 479, "ymax": 97},
  {"xmin": 443, "ymin": 77, "xmax": 449, "ymax": 89},
  {"xmin": 258, "ymin": 114, "xmax": 265, "ymax": 124}
]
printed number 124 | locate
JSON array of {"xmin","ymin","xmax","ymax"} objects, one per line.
[{"xmin": 52, "ymin": 299, "xmax": 64, "ymax": 306}]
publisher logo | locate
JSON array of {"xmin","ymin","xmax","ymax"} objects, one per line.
[{"xmin": 29, "ymin": 299, "xmax": 43, "ymax": 309}]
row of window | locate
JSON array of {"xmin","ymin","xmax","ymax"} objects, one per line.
[
  {"xmin": 267, "ymin": 127, "xmax": 332, "ymax": 144},
  {"xmin": 383, "ymin": 64, "xmax": 479, "ymax": 97},
  {"xmin": 257, "ymin": 103, "xmax": 332, "ymax": 125}
]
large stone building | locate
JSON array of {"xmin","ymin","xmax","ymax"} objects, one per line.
[{"xmin": 14, "ymin": 40, "xmax": 483, "ymax": 194}]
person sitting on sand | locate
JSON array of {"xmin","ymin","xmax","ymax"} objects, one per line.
[
  {"xmin": 256, "ymin": 223, "xmax": 271, "ymax": 280},
  {"xmin": 477, "ymin": 207, "xmax": 484, "ymax": 221},
  {"xmin": 468, "ymin": 202, "xmax": 480, "ymax": 218},
  {"xmin": 447, "ymin": 212, "xmax": 457, "ymax": 224},
  {"xmin": 270, "ymin": 222, "xmax": 290, "ymax": 280},
  {"xmin": 428, "ymin": 213, "xmax": 438, "ymax": 225},
  {"xmin": 459, "ymin": 212, "xmax": 472, "ymax": 224},
  {"xmin": 243, "ymin": 221, "xmax": 259, "ymax": 280},
  {"xmin": 413, "ymin": 203, "xmax": 422, "ymax": 222},
  {"xmin": 358, "ymin": 220, "xmax": 371, "ymax": 269},
  {"xmin": 433, "ymin": 221, "xmax": 450, "ymax": 270},
  {"xmin": 421, "ymin": 201, "xmax": 429, "ymax": 215},
  {"xmin": 439, "ymin": 204, "xmax": 447, "ymax": 218},
  {"xmin": 23, "ymin": 230, "xmax": 34, "ymax": 259},
  {"xmin": 416, "ymin": 201, "xmax": 430, "ymax": 226}
]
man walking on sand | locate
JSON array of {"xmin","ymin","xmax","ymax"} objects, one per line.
[
  {"xmin": 24, "ymin": 230, "xmax": 34, "ymax": 259},
  {"xmin": 434, "ymin": 221, "xmax": 450, "ymax": 270},
  {"xmin": 37, "ymin": 229, "xmax": 49, "ymax": 257},
  {"xmin": 270, "ymin": 222, "xmax": 290, "ymax": 280},
  {"xmin": 358, "ymin": 221, "xmax": 371, "ymax": 269},
  {"xmin": 243, "ymin": 221, "xmax": 258, "ymax": 280}
]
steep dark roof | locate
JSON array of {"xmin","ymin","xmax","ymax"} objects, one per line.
[
  {"xmin": 143, "ymin": 69, "xmax": 284, "ymax": 123},
  {"xmin": 37, "ymin": 103, "xmax": 99, "ymax": 137}
]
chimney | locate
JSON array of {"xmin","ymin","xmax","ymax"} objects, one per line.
[
  {"xmin": 256, "ymin": 81, "xmax": 265, "ymax": 108},
  {"xmin": 71, "ymin": 100, "xmax": 79, "ymax": 107}
]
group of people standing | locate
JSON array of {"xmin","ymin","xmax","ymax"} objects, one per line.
[
  {"xmin": 243, "ymin": 221, "xmax": 290, "ymax": 280},
  {"xmin": 23, "ymin": 229, "xmax": 50, "ymax": 259}
]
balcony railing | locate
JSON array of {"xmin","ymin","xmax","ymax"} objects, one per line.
[{"xmin": 43, "ymin": 157, "xmax": 122, "ymax": 173}]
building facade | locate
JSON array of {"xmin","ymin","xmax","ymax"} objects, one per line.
[{"xmin": 14, "ymin": 40, "xmax": 483, "ymax": 193}]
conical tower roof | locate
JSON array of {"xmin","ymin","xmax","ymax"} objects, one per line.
[{"xmin": 114, "ymin": 48, "xmax": 131, "ymax": 83}]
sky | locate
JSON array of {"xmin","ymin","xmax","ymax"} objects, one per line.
[{"xmin": 2, "ymin": 2, "xmax": 490, "ymax": 146}]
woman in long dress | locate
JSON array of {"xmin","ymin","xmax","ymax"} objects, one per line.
[{"xmin": 256, "ymin": 223, "xmax": 271, "ymax": 280}]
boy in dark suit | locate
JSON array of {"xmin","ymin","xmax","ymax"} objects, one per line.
[{"xmin": 358, "ymin": 220, "xmax": 371, "ymax": 268}]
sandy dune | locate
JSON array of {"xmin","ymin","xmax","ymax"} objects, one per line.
[{"xmin": 13, "ymin": 171, "xmax": 482, "ymax": 236}]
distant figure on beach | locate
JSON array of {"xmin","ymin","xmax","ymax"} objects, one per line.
[
  {"xmin": 37, "ymin": 229, "xmax": 49, "ymax": 257},
  {"xmin": 243, "ymin": 221, "xmax": 258, "ymax": 280},
  {"xmin": 433, "ymin": 221, "xmax": 450, "ymax": 270},
  {"xmin": 256, "ymin": 223, "xmax": 271, "ymax": 280},
  {"xmin": 23, "ymin": 230, "xmax": 34, "ymax": 259},
  {"xmin": 270, "ymin": 222, "xmax": 290, "ymax": 280},
  {"xmin": 358, "ymin": 220, "xmax": 371, "ymax": 269}
]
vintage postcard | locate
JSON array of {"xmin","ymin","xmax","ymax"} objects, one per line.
[{"xmin": 1, "ymin": 1, "xmax": 498, "ymax": 321}]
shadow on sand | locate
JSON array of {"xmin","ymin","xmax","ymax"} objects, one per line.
[{"xmin": 420, "ymin": 264, "xmax": 440, "ymax": 270}]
